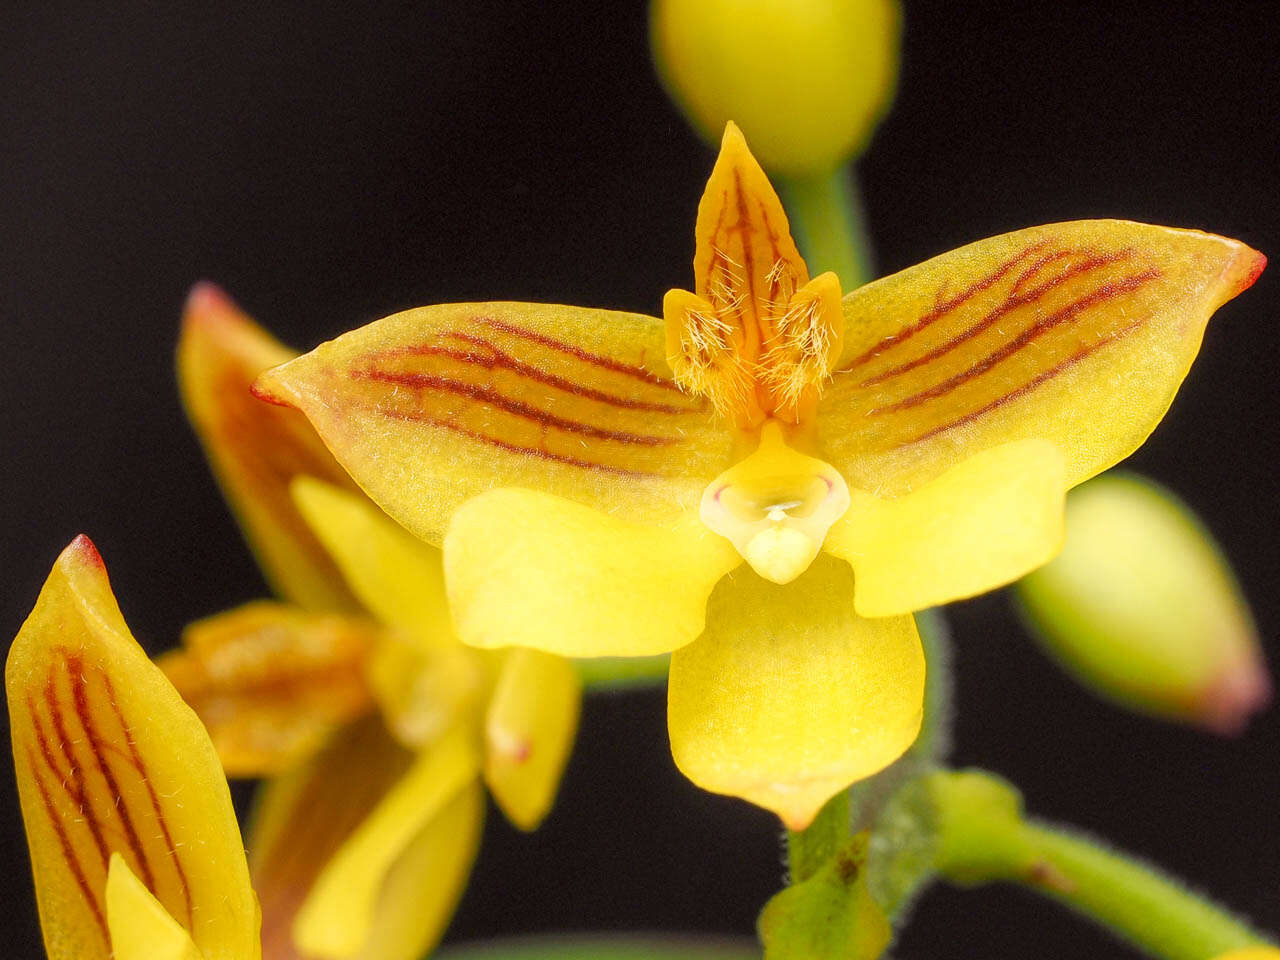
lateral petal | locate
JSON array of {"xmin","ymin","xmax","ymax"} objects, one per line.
[
  {"xmin": 824, "ymin": 440, "xmax": 1067, "ymax": 617},
  {"xmin": 292, "ymin": 724, "xmax": 481, "ymax": 958},
  {"xmin": 158, "ymin": 601, "xmax": 378, "ymax": 777},
  {"xmin": 668, "ymin": 556, "xmax": 924, "ymax": 829},
  {"xmin": 106, "ymin": 855, "xmax": 202, "ymax": 960},
  {"xmin": 445, "ymin": 488, "xmax": 741, "ymax": 657},
  {"xmin": 178, "ymin": 283, "xmax": 363, "ymax": 611},
  {"xmin": 291, "ymin": 477, "xmax": 455, "ymax": 649},
  {"xmin": 345, "ymin": 781, "xmax": 484, "ymax": 960},
  {"xmin": 483, "ymin": 648, "xmax": 582, "ymax": 830},
  {"xmin": 6, "ymin": 536, "xmax": 260, "ymax": 960},
  {"xmin": 254, "ymin": 301, "xmax": 730, "ymax": 544},
  {"xmin": 820, "ymin": 221, "xmax": 1265, "ymax": 494}
]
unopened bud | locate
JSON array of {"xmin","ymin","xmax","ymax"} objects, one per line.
[
  {"xmin": 650, "ymin": 0, "xmax": 900, "ymax": 176},
  {"xmin": 1017, "ymin": 474, "xmax": 1269, "ymax": 735}
]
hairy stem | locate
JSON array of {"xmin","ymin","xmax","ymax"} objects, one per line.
[
  {"xmin": 1017, "ymin": 820, "xmax": 1271, "ymax": 960},
  {"xmin": 930, "ymin": 769, "xmax": 1274, "ymax": 960}
]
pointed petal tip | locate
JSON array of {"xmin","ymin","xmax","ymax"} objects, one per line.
[
  {"xmin": 184, "ymin": 281, "xmax": 237, "ymax": 320},
  {"xmin": 779, "ymin": 804, "xmax": 820, "ymax": 832},
  {"xmin": 249, "ymin": 367, "xmax": 295, "ymax": 408},
  {"xmin": 1237, "ymin": 247, "xmax": 1267, "ymax": 295},
  {"xmin": 65, "ymin": 535, "xmax": 101, "ymax": 563},
  {"xmin": 1198, "ymin": 650, "xmax": 1272, "ymax": 737},
  {"xmin": 64, "ymin": 533, "xmax": 104, "ymax": 568}
]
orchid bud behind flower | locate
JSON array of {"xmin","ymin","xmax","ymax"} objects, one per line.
[
  {"xmin": 1017, "ymin": 474, "xmax": 1269, "ymax": 735},
  {"xmin": 650, "ymin": 0, "xmax": 900, "ymax": 175}
]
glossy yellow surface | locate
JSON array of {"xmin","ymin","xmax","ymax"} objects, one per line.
[
  {"xmin": 669, "ymin": 557, "xmax": 922, "ymax": 829},
  {"xmin": 484, "ymin": 648, "xmax": 582, "ymax": 830},
  {"xmin": 445, "ymin": 486, "xmax": 740, "ymax": 656},
  {"xmin": 827, "ymin": 439, "xmax": 1066, "ymax": 616},
  {"xmin": 105, "ymin": 856, "xmax": 202, "ymax": 960}
]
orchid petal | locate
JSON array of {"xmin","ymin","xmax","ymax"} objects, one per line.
[
  {"xmin": 346, "ymin": 781, "xmax": 483, "ymax": 960},
  {"xmin": 249, "ymin": 716, "xmax": 413, "ymax": 960},
  {"xmin": 178, "ymin": 283, "xmax": 363, "ymax": 611},
  {"xmin": 290, "ymin": 477, "xmax": 455, "ymax": 649},
  {"xmin": 825, "ymin": 440, "xmax": 1067, "ymax": 617},
  {"xmin": 106, "ymin": 855, "xmax": 202, "ymax": 960},
  {"xmin": 292, "ymin": 724, "xmax": 481, "ymax": 958},
  {"xmin": 6, "ymin": 536, "xmax": 260, "ymax": 960},
  {"xmin": 253, "ymin": 302, "xmax": 731, "ymax": 543},
  {"xmin": 445, "ymin": 487, "xmax": 741, "ymax": 657},
  {"xmin": 819, "ymin": 221, "xmax": 1264, "ymax": 494},
  {"xmin": 668, "ymin": 556, "xmax": 923, "ymax": 829},
  {"xmin": 365, "ymin": 632, "xmax": 489, "ymax": 750},
  {"xmin": 158, "ymin": 601, "xmax": 378, "ymax": 777},
  {"xmin": 251, "ymin": 717, "xmax": 483, "ymax": 960},
  {"xmin": 484, "ymin": 648, "xmax": 581, "ymax": 830}
]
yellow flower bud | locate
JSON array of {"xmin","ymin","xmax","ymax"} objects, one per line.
[
  {"xmin": 650, "ymin": 0, "xmax": 900, "ymax": 175},
  {"xmin": 1017, "ymin": 474, "xmax": 1270, "ymax": 735}
]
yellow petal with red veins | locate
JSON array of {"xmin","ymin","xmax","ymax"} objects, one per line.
[
  {"xmin": 824, "ymin": 440, "xmax": 1067, "ymax": 617},
  {"xmin": 820, "ymin": 221, "xmax": 1265, "ymax": 494},
  {"xmin": 664, "ymin": 123, "xmax": 842, "ymax": 427},
  {"xmin": 178, "ymin": 283, "xmax": 364, "ymax": 611},
  {"xmin": 291, "ymin": 476, "xmax": 456, "ymax": 649},
  {"xmin": 158, "ymin": 600, "xmax": 378, "ymax": 777},
  {"xmin": 445, "ymin": 487, "xmax": 742, "ymax": 657},
  {"xmin": 6, "ymin": 536, "xmax": 260, "ymax": 960},
  {"xmin": 484, "ymin": 648, "xmax": 582, "ymax": 830},
  {"xmin": 105, "ymin": 856, "xmax": 201, "ymax": 960},
  {"xmin": 249, "ymin": 716, "xmax": 413, "ymax": 960},
  {"xmin": 254, "ymin": 301, "xmax": 729, "ymax": 543},
  {"xmin": 668, "ymin": 556, "xmax": 923, "ymax": 829},
  {"xmin": 293, "ymin": 724, "xmax": 481, "ymax": 958}
]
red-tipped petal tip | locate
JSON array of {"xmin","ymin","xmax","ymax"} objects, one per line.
[
  {"xmin": 184, "ymin": 281, "xmax": 236, "ymax": 320},
  {"xmin": 1227, "ymin": 247, "xmax": 1267, "ymax": 298},
  {"xmin": 1241, "ymin": 249, "xmax": 1267, "ymax": 291},
  {"xmin": 249, "ymin": 371, "xmax": 292, "ymax": 408},
  {"xmin": 64, "ymin": 534, "xmax": 104, "ymax": 569}
]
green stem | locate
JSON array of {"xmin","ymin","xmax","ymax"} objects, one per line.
[
  {"xmin": 930, "ymin": 769, "xmax": 1274, "ymax": 960},
  {"xmin": 1018, "ymin": 821, "xmax": 1271, "ymax": 960},
  {"xmin": 787, "ymin": 790, "xmax": 851, "ymax": 884},
  {"xmin": 777, "ymin": 166, "xmax": 873, "ymax": 285}
]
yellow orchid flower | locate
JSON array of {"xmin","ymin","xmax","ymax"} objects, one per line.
[
  {"xmin": 7, "ymin": 535, "xmax": 261, "ymax": 960},
  {"xmin": 169, "ymin": 288, "xmax": 580, "ymax": 959},
  {"xmin": 252, "ymin": 123, "xmax": 1264, "ymax": 829}
]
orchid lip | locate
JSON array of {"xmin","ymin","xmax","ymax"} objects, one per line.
[{"xmin": 700, "ymin": 421, "xmax": 851, "ymax": 584}]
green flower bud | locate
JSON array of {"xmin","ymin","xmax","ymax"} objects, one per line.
[
  {"xmin": 650, "ymin": 0, "xmax": 900, "ymax": 176},
  {"xmin": 1017, "ymin": 474, "xmax": 1269, "ymax": 735}
]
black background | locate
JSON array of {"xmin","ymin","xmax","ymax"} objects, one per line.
[{"xmin": 3, "ymin": 2, "xmax": 1279, "ymax": 958}]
